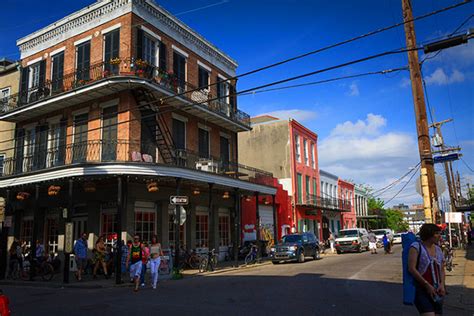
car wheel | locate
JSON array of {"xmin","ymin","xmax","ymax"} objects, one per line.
[
  {"xmin": 314, "ymin": 249, "xmax": 321, "ymax": 260},
  {"xmin": 297, "ymin": 251, "xmax": 305, "ymax": 263},
  {"xmin": 366, "ymin": 246, "xmax": 370, "ymax": 251},
  {"xmin": 272, "ymin": 261, "xmax": 279, "ymax": 265},
  {"xmin": 357, "ymin": 246, "xmax": 362, "ymax": 253},
  {"xmin": 336, "ymin": 250, "xmax": 342, "ymax": 254}
]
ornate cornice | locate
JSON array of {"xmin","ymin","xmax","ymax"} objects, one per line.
[{"xmin": 16, "ymin": 0, "xmax": 237, "ymax": 75}]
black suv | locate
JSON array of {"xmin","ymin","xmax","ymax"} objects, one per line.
[{"xmin": 270, "ymin": 232, "xmax": 320, "ymax": 264}]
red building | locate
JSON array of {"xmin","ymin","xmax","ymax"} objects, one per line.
[{"xmin": 338, "ymin": 179, "xmax": 357, "ymax": 229}]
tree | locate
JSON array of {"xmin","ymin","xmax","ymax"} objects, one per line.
[
  {"xmin": 367, "ymin": 197, "xmax": 385, "ymax": 211},
  {"xmin": 385, "ymin": 209, "xmax": 409, "ymax": 232}
]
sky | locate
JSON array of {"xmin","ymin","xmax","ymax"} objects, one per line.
[{"xmin": 1, "ymin": 0, "xmax": 473, "ymax": 208}]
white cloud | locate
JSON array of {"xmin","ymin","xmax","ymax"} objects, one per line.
[
  {"xmin": 348, "ymin": 82, "xmax": 360, "ymax": 96},
  {"xmin": 400, "ymin": 77, "xmax": 411, "ymax": 88},
  {"xmin": 425, "ymin": 68, "xmax": 465, "ymax": 86},
  {"xmin": 259, "ymin": 109, "xmax": 318, "ymax": 122},
  {"xmin": 319, "ymin": 113, "xmax": 421, "ymax": 206},
  {"xmin": 330, "ymin": 113, "xmax": 386, "ymax": 137}
]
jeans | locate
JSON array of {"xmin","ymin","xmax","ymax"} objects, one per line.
[
  {"xmin": 149, "ymin": 257, "xmax": 161, "ymax": 287},
  {"xmin": 140, "ymin": 262, "xmax": 147, "ymax": 285}
]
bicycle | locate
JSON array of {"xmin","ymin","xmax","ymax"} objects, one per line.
[
  {"xmin": 244, "ymin": 244, "xmax": 258, "ymax": 265},
  {"xmin": 21, "ymin": 256, "xmax": 55, "ymax": 281},
  {"xmin": 177, "ymin": 249, "xmax": 200, "ymax": 270},
  {"xmin": 443, "ymin": 243, "xmax": 454, "ymax": 272},
  {"xmin": 199, "ymin": 249, "xmax": 218, "ymax": 273}
]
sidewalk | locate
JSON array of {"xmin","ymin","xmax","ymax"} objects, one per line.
[{"xmin": 444, "ymin": 244, "xmax": 474, "ymax": 313}]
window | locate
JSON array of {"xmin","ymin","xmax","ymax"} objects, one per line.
[
  {"xmin": 20, "ymin": 219, "xmax": 33, "ymax": 246},
  {"xmin": 297, "ymin": 173, "xmax": 302, "ymax": 204},
  {"xmin": 173, "ymin": 51, "xmax": 186, "ymax": 91},
  {"xmin": 294, "ymin": 135, "xmax": 301, "ymax": 163},
  {"xmin": 76, "ymin": 41, "xmax": 91, "ymax": 81},
  {"xmin": 73, "ymin": 113, "xmax": 88, "ymax": 163},
  {"xmin": 219, "ymin": 215, "xmax": 230, "ymax": 247},
  {"xmin": 0, "ymin": 154, "xmax": 4, "ymax": 175},
  {"xmin": 303, "ymin": 139, "xmax": 309, "ymax": 166},
  {"xmin": 45, "ymin": 218, "xmax": 59, "ymax": 254},
  {"xmin": 1, "ymin": 87, "xmax": 10, "ymax": 109},
  {"xmin": 135, "ymin": 211, "xmax": 156, "ymax": 244},
  {"xmin": 101, "ymin": 212, "xmax": 117, "ymax": 246},
  {"xmin": 305, "ymin": 175, "xmax": 310, "ymax": 200},
  {"xmin": 104, "ymin": 29, "xmax": 120, "ymax": 74},
  {"xmin": 51, "ymin": 52, "xmax": 64, "ymax": 92},
  {"xmin": 102, "ymin": 105, "xmax": 118, "ymax": 161},
  {"xmin": 220, "ymin": 136, "xmax": 230, "ymax": 170},
  {"xmin": 23, "ymin": 127, "xmax": 36, "ymax": 172},
  {"xmin": 313, "ymin": 178, "xmax": 317, "ymax": 196},
  {"xmin": 195, "ymin": 214, "xmax": 209, "ymax": 248},
  {"xmin": 47, "ymin": 122, "xmax": 60, "ymax": 168},
  {"xmin": 198, "ymin": 128, "xmax": 210, "ymax": 158},
  {"xmin": 29, "ymin": 63, "xmax": 41, "ymax": 89},
  {"xmin": 20, "ymin": 60, "xmax": 45, "ymax": 104},
  {"xmin": 216, "ymin": 77, "xmax": 229, "ymax": 105},
  {"xmin": 311, "ymin": 143, "xmax": 315, "ymax": 168},
  {"xmin": 198, "ymin": 67, "xmax": 209, "ymax": 90},
  {"xmin": 143, "ymin": 35, "xmax": 157, "ymax": 66},
  {"xmin": 172, "ymin": 118, "xmax": 186, "ymax": 149}
]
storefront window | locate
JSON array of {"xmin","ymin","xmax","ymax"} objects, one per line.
[
  {"xmin": 218, "ymin": 215, "xmax": 230, "ymax": 247},
  {"xmin": 168, "ymin": 214, "xmax": 185, "ymax": 248},
  {"xmin": 45, "ymin": 217, "xmax": 59, "ymax": 254},
  {"xmin": 101, "ymin": 212, "xmax": 117, "ymax": 246},
  {"xmin": 195, "ymin": 214, "xmax": 209, "ymax": 248},
  {"xmin": 20, "ymin": 219, "xmax": 33, "ymax": 247},
  {"xmin": 135, "ymin": 211, "xmax": 156, "ymax": 244}
]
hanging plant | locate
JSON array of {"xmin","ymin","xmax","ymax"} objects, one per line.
[
  {"xmin": 83, "ymin": 182, "xmax": 96, "ymax": 193},
  {"xmin": 147, "ymin": 181, "xmax": 159, "ymax": 192},
  {"xmin": 48, "ymin": 185, "xmax": 61, "ymax": 196},
  {"xmin": 16, "ymin": 192, "xmax": 30, "ymax": 201},
  {"xmin": 109, "ymin": 57, "xmax": 122, "ymax": 65}
]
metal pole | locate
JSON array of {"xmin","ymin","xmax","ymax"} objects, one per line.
[
  {"xmin": 63, "ymin": 180, "xmax": 73, "ymax": 283},
  {"xmin": 255, "ymin": 192, "xmax": 260, "ymax": 241},
  {"xmin": 207, "ymin": 183, "xmax": 214, "ymax": 251},
  {"xmin": 174, "ymin": 178, "xmax": 181, "ymax": 270},
  {"xmin": 272, "ymin": 195, "xmax": 278, "ymax": 243},
  {"xmin": 115, "ymin": 176, "xmax": 124, "ymax": 284},
  {"xmin": 31, "ymin": 184, "xmax": 40, "ymax": 281},
  {"xmin": 233, "ymin": 188, "xmax": 240, "ymax": 267}
]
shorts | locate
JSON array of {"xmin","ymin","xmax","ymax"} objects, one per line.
[
  {"xmin": 369, "ymin": 242, "xmax": 377, "ymax": 250},
  {"xmin": 76, "ymin": 258, "xmax": 88, "ymax": 270},
  {"xmin": 129, "ymin": 261, "xmax": 142, "ymax": 279},
  {"xmin": 414, "ymin": 286, "xmax": 443, "ymax": 314}
]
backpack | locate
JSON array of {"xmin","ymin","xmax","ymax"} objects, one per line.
[{"xmin": 402, "ymin": 232, "xmax": 421, "ymax": 305}]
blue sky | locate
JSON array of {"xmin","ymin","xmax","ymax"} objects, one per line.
[{"xmin": 1, "ymin": 0, "xmax": 473, "ymax": 207}]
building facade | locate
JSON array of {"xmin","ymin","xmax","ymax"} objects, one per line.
[
  {"xmin": 320, "ymin": 169, "xmax": 342, "ymax": 236},
  {"xmin": 354, "ymin": 185, "xmax": 369, "ymax": 229},
  {"xmin": 0, "ymin": 0, "xmax": 277, "ymax": 281},
  {"xmin": 394, "ymin": 203, "xmax": 424, "ymax": 232},
  {"xmin": 338, "ymin": 179, "xmax": 356, "ymax": 229}
]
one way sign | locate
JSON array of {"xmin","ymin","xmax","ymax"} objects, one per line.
[{"xmin": 170, "ymin": 195, "xmax": 189, "ymax": 205}]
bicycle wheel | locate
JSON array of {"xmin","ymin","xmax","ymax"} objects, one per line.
[
  {"xmin": 211, "ymin": 255, "xmax": 218, "ymax": 270},
  {"xmin": 189, "ymin": 256, "xmax": 200, "ymax": 269},
  {"xmin": 41, "ymin": 263, "xmax": 54, "ymax": 281},
  {"xmin": 198, "ymin": 258, "xmax": 208, "ymax": 273},
  {"xmin": 244, "ymin": 253, "xmax": 252, "ymax": 265}
]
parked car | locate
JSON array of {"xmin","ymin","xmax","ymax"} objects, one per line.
[
  {"xmin": 392, "ymin": 233, "xmax": 402, "ymax": 244},
  {"xmin": 0, "ymin": 290, "xmax": 11, "ymax": 316},
  {"xmin": 270, "ymin": 232, "xmax": 320, "ymax": 264},
  {"xmin": 335, "ymin": 228, "xmax": 369, "ymax": 254},
  {"xmin": 372, "ymin": 229, "xmax": 394, "ymax": 246}
]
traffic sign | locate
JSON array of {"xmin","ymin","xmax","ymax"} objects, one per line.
[
  {"xmin": 433, "ymin": 153, "xmax": 460, "ymax": 164},
  {"xmin": 170, "ymin": 195, "xmax": 189, "ymax": 205},
  {"xmin": 172, "ymin": 206, "xmax": 187, "ymax": 225}
]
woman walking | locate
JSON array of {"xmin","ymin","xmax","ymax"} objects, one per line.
[
  {"xmin": 149, "ymin": 235, "xmax": 163, "ymax": 289},
  {"xmin": 408, "ymin": 223, "xmax": 446, "ymax": 315},
  {"xmin": 139, "ymin": 242, "xmax": 149, "ymax": 287},
  {"xmin": 93, "ymin": 236, "xmax": 108, "ymax": 279},
  {"xmin": 8, "ymin": 240, "xmax": 21, "ymax": 279}
]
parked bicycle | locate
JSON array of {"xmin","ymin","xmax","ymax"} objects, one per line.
[
  {"xmin": 177, "ymin": 248, "xmax": 200, "ymax": 270},
  {"xmin": 199, "ymin": 249, "xmax": 218, "ymax": 273},
  {"xmin": 244, "ymin": 244, "xmax": 258, "ymax": 265},
  {"xmin": 21, "ymin": 253, "xmax": 54, "ymax": 281},
  {"xmin": 442, "ymin": 242, "xmax": 454, "ymax": 272}
]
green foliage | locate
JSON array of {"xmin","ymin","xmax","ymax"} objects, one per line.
[
  {"xmin": 171, "ymin": 267, "xmax": 183, "ymax": 280},
  {"xmin": 385, "ymin": 209, "xmax": 409, "ymax": 232},
  {"xmin": 368, "ymin": 197, "xmax": 385, "ymax": 211}
]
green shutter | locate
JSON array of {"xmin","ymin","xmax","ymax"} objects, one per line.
[{"xmin": 297, "ymin": 173, "xmax": 302, "ymax": 204}]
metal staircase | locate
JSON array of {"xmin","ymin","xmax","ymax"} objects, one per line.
[{"xmin": 132, "ymin": 88, "xmax": 176, "ymax": 165}]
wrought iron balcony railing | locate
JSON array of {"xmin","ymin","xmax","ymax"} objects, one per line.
[
  {"xmin": 1, "ymin": 58, "xmax": 250, "ymax": 128},
  {"xmin": 0, "ymin": 140, "xmax": 273, "ymax": 186},
  {"xmin": 297, "ymin": 194, "xmax": 352, "ymax": 212}
]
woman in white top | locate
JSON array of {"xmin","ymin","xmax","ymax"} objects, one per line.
[{"xmin": 149, "ymin": 235, "xmax": 163, "ymax": 289}]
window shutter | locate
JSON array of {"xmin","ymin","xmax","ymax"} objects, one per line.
[
  {"xmin": 112, "ymin": 30, "xmax": 120, "ymax": 59},
  {"xmin": 39, "ymin": 60, "xmax": 46, "ymax": 88},
  {"xmin": 57, "ymin": 118, "xmax": 67, "ymax": 165},
  {"xmin": 19, "ymin": 67, "xmax": 29, "ymax": 104},
  {"xmin": 52, "ymin": 52, "xmax": 64, "ymax": 92},
  {"xmin": 33, "ymin": 125, "xmax": 48, "ymax": 170},
  {"xmin": 216, "ymin": 76, "xmax": 221, "ymax": 99},
  {"xmin": 159, "ymin": 41, "xmax": 167, "ymax": 72},
  {"xmin": 136, "ymin": 28, "xmax": 144, "ymax": 60},
  {"xmin": 14, "ymin": 128, "xmax": 25, "ymax": 174},
  {"xmin": 229, "ymin": 84, "xmax": 236, "ymax": 111}
]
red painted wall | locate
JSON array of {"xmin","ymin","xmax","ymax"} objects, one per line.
[{"xmin": 338, "ymin": 179, "xmax": 357, "ymax": 229}]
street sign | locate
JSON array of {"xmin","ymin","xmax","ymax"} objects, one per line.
[
  {"xmin": 65, "ymin": 222, "xmax": 74, "ymax": 253},
  {"xmin": 445, "ymin": 212, "xmax": 463, "ymax": 223},
  {"xmin": 170, "ymin": 195, "xmax": 189, "ymax": 205},
  {"xmin": 433, "ymin": 153, "xmax": 460, "ymax": 164},
  {"xmin": 416, "ymin": 174, "xmax": 446, "ymax": 196}
]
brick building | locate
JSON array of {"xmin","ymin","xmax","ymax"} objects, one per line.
[
  {"xmin": 0, "ymin": 0, "xmax": 277, "ymax": 281},
  {"xmin": 338, "ymin": 179, "xmax": 356, "ymax": 229}
]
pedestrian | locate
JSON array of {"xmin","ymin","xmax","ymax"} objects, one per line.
[
  {"xmin": 8, "ymin": 240, "xmax": 21, "ymax": 278},
  {"xmin": 382, "ymin": 233, "xmax": 391, "ymax": 254},
  {"xmin": 140, "ymin": 242, "xmax": 149, "ymax": 287},
  {"xmin": 73, "ymin": 232, "xmax": 88, "ymax": 281},
  {"xmin": 126, "ymin": 234, "xmax": 145, "ymax": 292},
  {"xmin": 408, "ymin": 223, "xmax": 445, "ymax": 315},
  {"xmin": 121, "ymin": 240, "xmax": 132, "ymax": 281},
  {"xmin": 93, "ymin": 236, "xmax": 108, "ymax": 279},
  {"xmin": 35, "ymin": 239, "xmax": 46, "ymax": 262},
  {"xmin": 368, "ymin": 230, "xmax": 378, "ymax": 254},
  {"xmin": 149, "ymin": 235, "xmax": 163, "ymax": 289},
  {"xmin": 328, "ymin": 232, "xmax": 335, "ymax": 254}
]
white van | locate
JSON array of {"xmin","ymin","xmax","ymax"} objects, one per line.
[{"xmin": 335, "ymin": 228, "xmax": 369, "ymax": 254}]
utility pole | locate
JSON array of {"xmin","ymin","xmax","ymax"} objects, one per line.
[{"xmin": 402, "ymin": 0, "xmax": 438, "ymax": 223}]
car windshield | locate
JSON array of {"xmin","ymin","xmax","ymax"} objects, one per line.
[
  {"xmin": 339, "ymin": 230, "xmax": 359, "ymax": 237},
  {"xmin": 372, "ymin": 229, "xmax": 388, "ymax": 235},
  {"xmin": 282, "ymin": 235, "xmax": 302, "ymax": 243}
]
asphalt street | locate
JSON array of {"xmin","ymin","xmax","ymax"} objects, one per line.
[{"xmin": 1, "ymin": 245, "xmax": 469, "ymax": 316}]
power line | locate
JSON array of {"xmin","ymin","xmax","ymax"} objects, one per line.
[
  {"xmin": 383, "ymin": 164, "xmax": 421, "ymax": 205},
  {"xmin": 371, "ymin": 162, "xmax": 421, "ymax": 197},
  {"xmin": 461, "ymin": 158, "xmax": 474, "ymax": 173}
]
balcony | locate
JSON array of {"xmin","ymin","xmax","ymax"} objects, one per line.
[
  {"xmin": 297, "ymin": 194, "xmax": 352, "ymax": 212},
  {"xmin": 0, "ymin": 140, "xmax": 273, "ymax": 186},
  {"xmin": 0, "ymin": 58, "xmax": 250, "ymax": 131}
]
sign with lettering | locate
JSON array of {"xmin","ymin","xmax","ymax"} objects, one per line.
[
  {"xmin": 65, "ymin": 222, "xmax": 74, "ymax": 253},
  {"xmin": 170, "ymin": 196, "xmax": 189, "ymax": 205}
]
